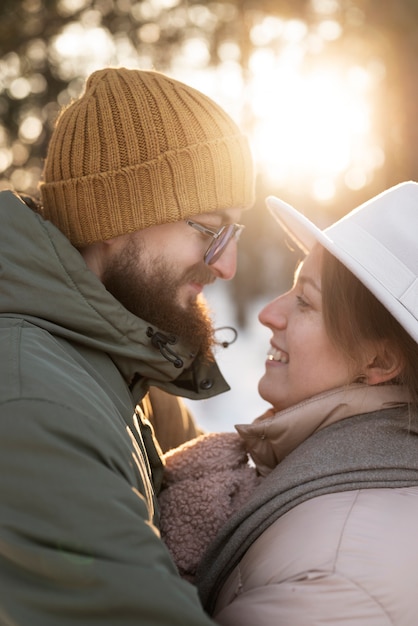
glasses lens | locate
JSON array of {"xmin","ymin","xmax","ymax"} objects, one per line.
[{"xmin": 205, "ymin": 224, "xmax": 239, "ymax": 265}]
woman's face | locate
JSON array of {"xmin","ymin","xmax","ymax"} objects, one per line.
[{"xmin": 258, "ymin": 245, "xmax": 353, "ymax": 411}]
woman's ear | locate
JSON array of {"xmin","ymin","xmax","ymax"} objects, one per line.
[{"xmin": 364, "ymin": 340, "xmax": 404, "ymax": 385}]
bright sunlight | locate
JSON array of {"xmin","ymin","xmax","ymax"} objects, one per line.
[
  {"xmin": 171, "ymin": 15, "xmax": 385, "ymax": 203},
  {"xmin": 249, "ymin": 57, "xmax": 383, "ymax": 201}
]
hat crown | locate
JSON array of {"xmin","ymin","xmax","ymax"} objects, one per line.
[
  {"xmin": 43, "ymin": 68, "xmax": 244, "ymax": 181},
  {"xmin": 327, "ymin": 182, "xmax": 418, "ymax": 275}
]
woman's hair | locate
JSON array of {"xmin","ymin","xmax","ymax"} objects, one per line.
[{"xmin": 320, "ymin": 247, "xmax": 418, "ymax": 407}]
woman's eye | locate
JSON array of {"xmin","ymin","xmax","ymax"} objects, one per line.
[{"xmin": 296, "ymin": 295, "xmax": 310, "ymax": 309}]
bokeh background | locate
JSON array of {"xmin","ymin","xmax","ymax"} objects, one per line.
[{"xmin": 2, "ymin": 0, "xmax": 418, "ymax": 428}]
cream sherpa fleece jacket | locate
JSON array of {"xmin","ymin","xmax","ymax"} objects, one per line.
[{"xmin": 158, "ymin": 432, "xmax": 261, "ymax": 581}]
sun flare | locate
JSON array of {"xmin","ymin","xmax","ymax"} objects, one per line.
[
  {"xmin": 175, "ymin": 17, "xmax": 384, "ymax": 204},
  {"xmin": 247, "ymin": 51, "xmax": 382, "ymax": 201}
]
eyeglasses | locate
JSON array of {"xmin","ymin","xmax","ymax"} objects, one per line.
[{"xmin": 186, "ymin": 219, "xmax": 245, "ymax": 265}]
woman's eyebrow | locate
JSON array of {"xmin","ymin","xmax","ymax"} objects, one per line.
[{"xmin": 298, "ymin": 275, "xmax": 322, "ymax": 293}]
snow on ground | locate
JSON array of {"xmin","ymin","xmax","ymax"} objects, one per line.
[{"xmin": 184, "ymin": 280, "xmax": 272, "ymax": 433}]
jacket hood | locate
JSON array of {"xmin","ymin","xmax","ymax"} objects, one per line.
[{"xmin": 0, "ymin": 190, "xmax": 229, "ymax": 398}]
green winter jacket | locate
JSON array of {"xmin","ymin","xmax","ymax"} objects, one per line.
[{"xmin": 0, "ymin": 190, "xmax": 227, "ymax": 625}]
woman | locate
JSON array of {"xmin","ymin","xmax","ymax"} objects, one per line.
[{"xmin": 188, "ymin": 181, "xmax": 418, "ymax": 626}]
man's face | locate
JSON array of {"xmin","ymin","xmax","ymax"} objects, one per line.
[{"xmin": 100, "ymin": 210, "xmax": 242, "ymax": 361}]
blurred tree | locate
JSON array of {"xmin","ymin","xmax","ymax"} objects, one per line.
[{"xmin": 360, "ymin": 0, "xmax": 418, "ymax": 183}]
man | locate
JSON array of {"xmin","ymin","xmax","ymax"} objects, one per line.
[{"xmin": 0, "ymin": 67, "xmax": 254, "ymax": 625}]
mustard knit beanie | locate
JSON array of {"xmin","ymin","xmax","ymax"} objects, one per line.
[{"xmin": 39, "ymin": 67, "xmax": 255, "ymax": 246}]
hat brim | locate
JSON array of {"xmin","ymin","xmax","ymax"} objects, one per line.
[
  {"xmin": 266, "ymin": 196, "xmax": 326, "ymax": 255},
  {"xmin": 265, "ymin": 194, "xmax": 391, "ymax": 298}
]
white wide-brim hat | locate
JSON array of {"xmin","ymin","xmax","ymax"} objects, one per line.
[{"xmin": 266, "ymin": 181, "xmax": 418, "ymax": 343}]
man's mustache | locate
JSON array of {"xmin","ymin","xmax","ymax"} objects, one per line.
[{"xmin": 182, "ymin": 264, "xmax": 215, "ymax": 286}]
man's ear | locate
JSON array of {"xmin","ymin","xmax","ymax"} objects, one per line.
[
  {"xmin": 364, "ymin": 341, "xmax": 404, "ymax": 385},
  {"xmin": 79, "ymin": 240, "xmax": 109, "ymax": 278},
  {"xmin": 80, "ymin": 233, "xmax": 130, "ymax": 278}
]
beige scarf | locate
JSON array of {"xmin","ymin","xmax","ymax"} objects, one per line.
[{"xmin": 237, "ymin": 384, "xmax": 411, "ymax": 475}]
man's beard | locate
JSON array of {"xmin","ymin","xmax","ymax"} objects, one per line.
[{"xmin": 101, "ymin": 239, "xmax": 216, "ymax": 363}]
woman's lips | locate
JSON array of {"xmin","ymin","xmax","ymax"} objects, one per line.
[{"xmin": 267, "ymin": 347, "xmax": 289, "ymax": 364}]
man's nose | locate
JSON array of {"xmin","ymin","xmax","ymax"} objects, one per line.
[{"xmin": 209, "ymin": 240, "xmax": 238, "ymax": 280}]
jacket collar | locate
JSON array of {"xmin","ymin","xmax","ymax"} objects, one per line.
[{"xmin": 236, "ymin": 384, "xmax": 411, "ymax": 475}]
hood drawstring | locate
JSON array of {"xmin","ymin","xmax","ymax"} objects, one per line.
[
  {"xmin": 146, "ymin": 325, "xmax": 238, "ymax": 369},
  {"xmin": 146, "ymin": 327, "xmax": 184, "ymax": 369},
  {"xmin": 213, "ymin": 326, "xmax": 238, "ymax": 348}
]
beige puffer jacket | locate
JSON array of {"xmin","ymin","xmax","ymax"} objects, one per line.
[
  {"xmin": 214, "ymin": 487, "xmax": 418, "ymax": 625},
  {"xmin": 213, "ymin": 385, "xmax": 418, "ymax": 626}
]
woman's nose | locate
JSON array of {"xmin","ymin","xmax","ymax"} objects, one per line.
[{"xmin": 258, "ymin": 294, "xmax": 288, "ymax": 328}]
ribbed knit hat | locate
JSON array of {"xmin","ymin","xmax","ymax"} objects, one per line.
[{"xmin": 39, "ymin": 67, "xmax": 255, "ymax": 246}]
